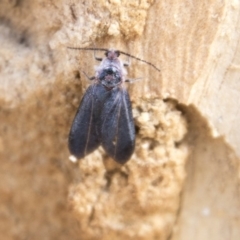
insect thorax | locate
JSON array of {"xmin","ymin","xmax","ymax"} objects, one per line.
[{"xmin": 98, "ymin": 66, "xmax": 122, "ymax": 88}]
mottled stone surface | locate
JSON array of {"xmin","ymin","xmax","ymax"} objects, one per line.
[{"xmin": 0, "ymin": 0, "xmax": 240, "ymax": 240}]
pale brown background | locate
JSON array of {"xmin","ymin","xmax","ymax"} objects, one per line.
[{"xmin": 0, "ymin": 0, "xmax": 240, "ymax": 240}]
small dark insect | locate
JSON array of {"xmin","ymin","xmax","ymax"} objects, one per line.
[{"xmin": 68, "ymin": 47, "xmax": 160, "ymax": 164}]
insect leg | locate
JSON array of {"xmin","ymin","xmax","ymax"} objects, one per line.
[
  {"xmin": 125, "ymin": 77, "xmax": 142, "ymax": 84},
  {"xmin": 94, "ymin": 49, "xmax": 103, "ymax": 62},
  {"xmin": 82, "ymin": 71, "xmax": 95, "ymax": 81},
  {"xmin": 123, "ymin": 55, "xmax": 131, "ymax": 67}
]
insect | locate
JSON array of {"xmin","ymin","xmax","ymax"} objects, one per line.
[{"xmin": 68, "ymin": 47, "xmax": 160, "ymax": 164}]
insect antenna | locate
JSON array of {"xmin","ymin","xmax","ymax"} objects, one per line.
[
  {"xmin": 67, "ymin": 46, "xmax": 109, "ymax": 53},
  {"xmin": 67, "ymin": 47, "xmax": 161, "ymax": 72},
  {"xmin": 118, "ymin": 50, "xmax": 161, "ymax": 72}
]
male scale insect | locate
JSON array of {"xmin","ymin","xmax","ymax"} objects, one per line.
[{"xmin": 68, "ymin": 47, "xmax": 160, "ymax": 164}]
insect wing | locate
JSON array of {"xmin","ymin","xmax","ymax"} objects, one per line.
[
  {"xmin": 100, "ymin": 88, "xmax": 135, "ymax": 164},
  {"xmin": 68, "ymin": 85, "xmax": 101, "ymax": 159}
]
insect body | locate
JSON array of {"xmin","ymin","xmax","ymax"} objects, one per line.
[{"xmin": 68, "ymin": 49, "xmax": 135, "ymax": 164}]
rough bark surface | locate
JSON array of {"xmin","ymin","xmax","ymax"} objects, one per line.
[{"xmin": 0, "ymin": 0, "xmax": 239, "ymax": 240}]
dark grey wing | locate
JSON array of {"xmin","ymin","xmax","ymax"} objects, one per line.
[
  {"xmin": 100, "ymin": 87, "xmax": 135, "ymax": 164},
  {"xmin": 68, "ymin": 84, "xmax": 101, "ymax": 159}
]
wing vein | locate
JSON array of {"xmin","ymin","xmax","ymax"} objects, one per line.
[{"xmin": 84, "ymin": 85, "xmax": 95, "ymax": 155}]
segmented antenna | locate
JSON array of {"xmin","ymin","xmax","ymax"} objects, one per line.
[{"xmin": 67, "ymin": 46, "xmax": 161, "ymax": 72}]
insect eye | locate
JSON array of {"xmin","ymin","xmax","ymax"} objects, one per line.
[
  {"xmin": 115, "ymin": 50, "xmax": 120, "ymax": 57},
  {"xmin": 105, "ymin": 50, "xmax": 120, "ymax": 59}
]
